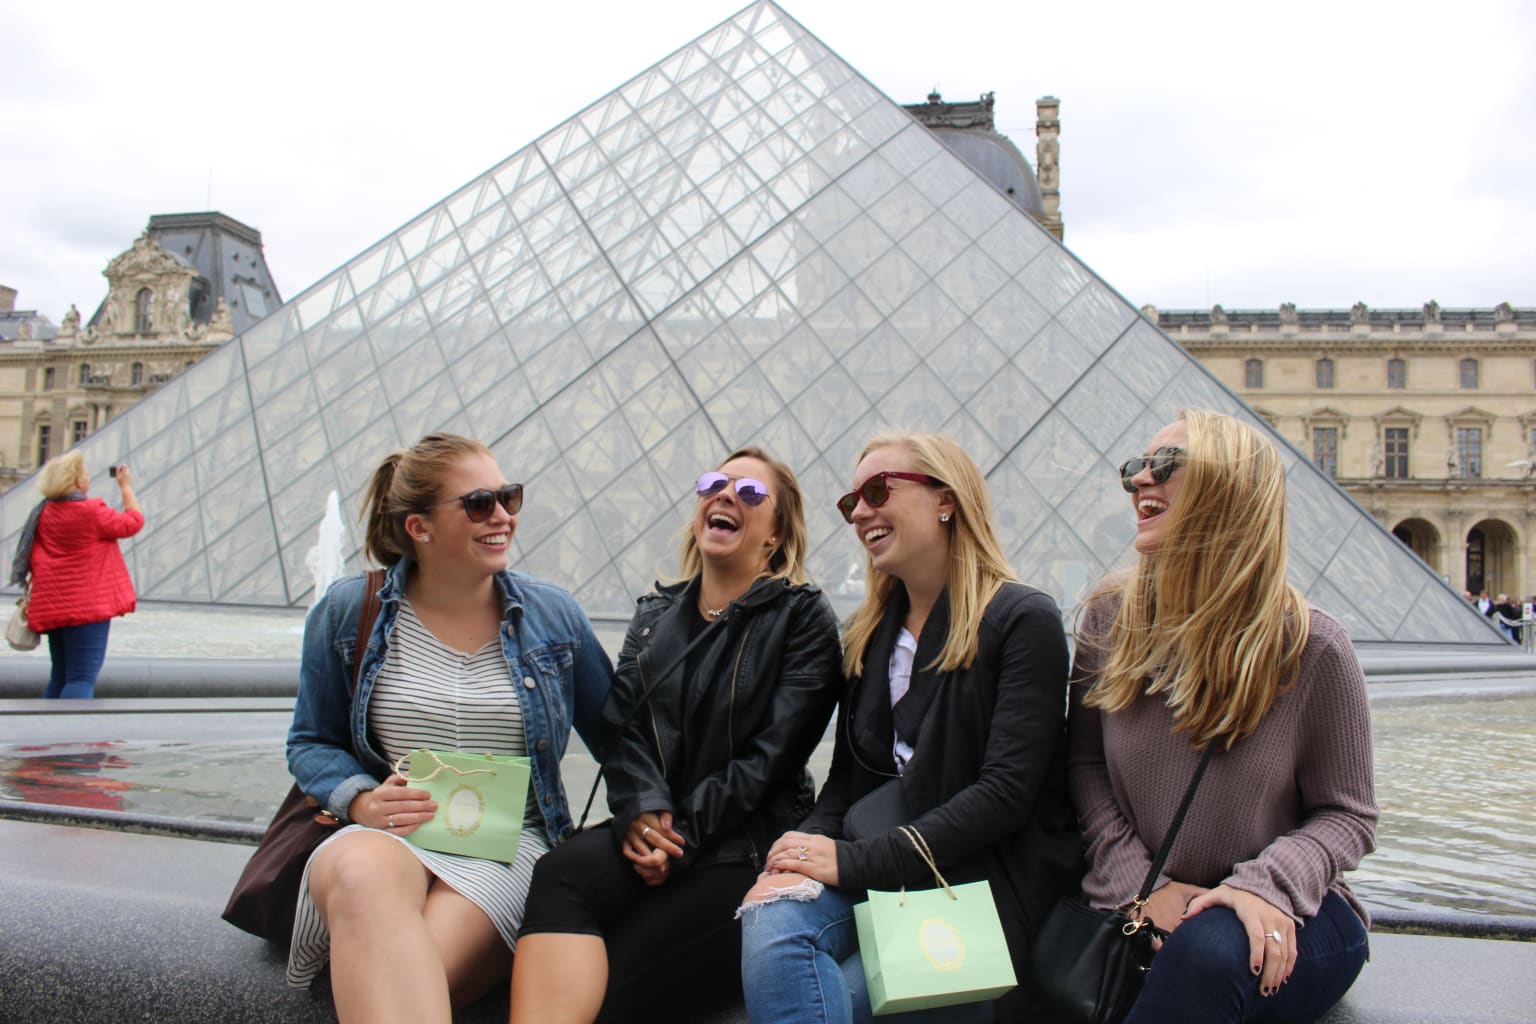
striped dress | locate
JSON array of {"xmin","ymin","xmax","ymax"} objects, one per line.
[{"xmin": 286, "ymin": 600, "xmax": 550, "ymax": 989}]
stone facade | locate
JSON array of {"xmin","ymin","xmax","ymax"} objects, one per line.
[
  {"xmin": 0, "ymin": 213, "xmax": 278, "ymax": 492},
  {"xmin": 1154, "ymin": 302, "xmax": 1536, "ymax": 598}
]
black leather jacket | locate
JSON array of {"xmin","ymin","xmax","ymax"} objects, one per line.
[{"xmin": 600, "ymin": 574, "xmax": 842, "ymax": 870}]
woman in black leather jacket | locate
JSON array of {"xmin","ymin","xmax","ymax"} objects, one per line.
[
  {"xmin": 739, "ymin": 433, "xmax": 1080, "ymax": 1024},
  {"xmin": 510, "ymin": 445, "xmax": 842, "ymax": 1024}
]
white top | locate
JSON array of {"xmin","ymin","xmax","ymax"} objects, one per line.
[{"xmin": 888, "ymin": 627, "xmax": 917, "ymax": 773}]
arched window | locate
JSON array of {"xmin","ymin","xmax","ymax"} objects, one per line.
[
  {"xmin": 131, "ymin": 362, "xmax": 144, "ymax": 386},
  {"xmin": 1244, "ymin": 359, "xmax": 1263, "ymax": 388},
  {"xmin": 1315, "ymin": 358, "xmax": 1335, "ymax": 389},
  {"xmin": 1459, "ymin": 358, "xmax": 1479, "ymax": 389},
  {"xmin": 1386, "ymin": 358, "xmax": 1406, "ymax": 389},
  {"xmin": 78, "ymin": 363, "xmax": 91, "ymax": 386},
  {"xmin": 134, "ymin": 288, "xmax": 154, "ymax": 333}
]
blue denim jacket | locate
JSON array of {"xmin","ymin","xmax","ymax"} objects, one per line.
[{"xmin": 286, "ymin": 560, "xmax": 613, "ymax": 846}]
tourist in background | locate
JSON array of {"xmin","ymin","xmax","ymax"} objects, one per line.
[
  {"xmin": 285, "ymin": 433, "xmax": 612, "ymax": 1023},
  {"xmin": 740, "ymin": 432, "xmax": 1079, "ymax": 1024},
  {"xmin": 510, "ymin": 446, "xmax": 842, "ymax": 1024},
  {"xmin": 1070, "ymin": 410, "xmax": 1377, "ymax": 1023},
  {"xmin": 10, "ymin": 450, "xmax": 142, "ymax": 698}
]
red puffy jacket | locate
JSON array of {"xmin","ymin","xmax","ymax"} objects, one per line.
[{"xmin": 26, "ymin": 499, "xmax": 144, "ymax": 632}]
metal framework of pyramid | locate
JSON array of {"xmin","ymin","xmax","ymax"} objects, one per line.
[{"xmin": 0, "ymin": 1, "xmax": 1501, "ymax": 644}]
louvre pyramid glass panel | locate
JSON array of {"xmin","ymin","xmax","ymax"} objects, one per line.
[{"xmin": 0, "ymin": 1, "xmax": 1500, "ymax": 645}]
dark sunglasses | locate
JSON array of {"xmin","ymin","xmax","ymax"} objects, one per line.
[
  {"xmin": 1118, "ymin": 447, "xmax": 1185, "ymax": 493},
  {"xmin": 836, "ymin": 471, "xmax": 942, "ymax": 523},
  {"xmin": 421, "ymin": 483, "xmax": 524, "ymax": 522},
  {"xmin": 696, "ymin": 471, "xmax": 771, "ymax": 507}
]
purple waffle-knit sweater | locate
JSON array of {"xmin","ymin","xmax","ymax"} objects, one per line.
[{"xmin": 1068, "ymin": 599, "xmax": 1378, "ymax": 926}]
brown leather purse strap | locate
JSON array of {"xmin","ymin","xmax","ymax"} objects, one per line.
[{"xmin": 352, "ymin": 569, "xmax": 385, "ymax": 695}]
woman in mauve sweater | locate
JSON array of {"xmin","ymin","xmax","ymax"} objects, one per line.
[{"xmin": 1069, "ymin": 410, "xmax": 1378, "ymax": 1024}]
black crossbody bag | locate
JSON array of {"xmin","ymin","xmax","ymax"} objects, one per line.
[{"xmin": 1029, "ymin": 742, "xmax": 1216, "ymax": 1024}]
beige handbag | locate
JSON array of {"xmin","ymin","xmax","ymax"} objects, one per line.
[{"xmin": 7, "ymin": 586, "xmax": 40, "ymax": 651}]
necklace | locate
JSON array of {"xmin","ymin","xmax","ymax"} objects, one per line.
[{"xmin": 705, "ymin": 605, "xmax": 727, "ymax": 619}]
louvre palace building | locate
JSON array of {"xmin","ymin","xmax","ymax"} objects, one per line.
[
  {"xmin": 0, "ymin": 1, "xmax": 1511, "ymax": 650},
  {"xmin": 1155, "ymin": 303, "xmax": 1536, "ymax": 599}
]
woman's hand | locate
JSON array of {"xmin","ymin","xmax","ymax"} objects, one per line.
[
  {"xmin": 1141, "ymin": 880, "xmax": 1209, "ymax": 949},
  {"xmin": 622, "ymin": 811, "xmax": 685, "ymax": 887},
  {"xmin": 347, "ymin": 774, "xmax": 436, "ymax": 835},
  {"xmin": 763, "ymin": 831, "xmax": 838, "ymax": 885},
  {"xmin": 114, "ymin": 464, "xmax": 141, "ymax": 514},
  {"xmin": 1184, "ymin": 884, "xmax": 1297, "ymax": 996}
]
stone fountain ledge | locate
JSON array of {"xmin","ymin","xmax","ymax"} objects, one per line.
[{"xmin": 1, "ymin": 815, "xmax": 1533, "ymax": 1024}]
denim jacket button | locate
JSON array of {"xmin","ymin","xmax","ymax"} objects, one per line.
[
  {"xmin": 522, "ymin": 676, "xmax": 536, "ymax": 689},
  {"xmin": 543, "ymin": 792, "xmax": 553, "ymax": 805},
  {"xmin": 536, "ymin": 738, "xmax": 549, "ymax": 752}
]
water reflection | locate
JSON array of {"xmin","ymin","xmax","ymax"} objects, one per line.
[
  {"xmin": 1, "ymin": 742, "xmax": 131, "ymax": 811},
  {"xmin": 2, "ymin": 693, "xmax": 1533, "ymax": 917}
]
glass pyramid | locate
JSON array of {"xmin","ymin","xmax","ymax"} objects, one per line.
[{"xmin": 0, "ymin": 0, "xmax": 1500, "ymax": 645}]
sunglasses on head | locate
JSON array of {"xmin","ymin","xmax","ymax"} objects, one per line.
[
  {"xmin": 1118, "ymin": 447, "xmax": 1185, "ymax": 492},
  {"xmin": 836, "ymin": 471, "xmax": 942, "ymax": 523},
  {"xmin": 695, "ymin": 471, "xmax": 771, "ymax": 507},
  {"xmin": 421, "ymin": 483, "xmax": 525, "ymax": 522}
]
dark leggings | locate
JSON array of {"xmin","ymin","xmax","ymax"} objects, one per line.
[
  {"xmin": 1124, "ymin": 890, "xmax": 1369, "ymax": 1024},
  {"xmin": 520, "ymin": 825, "xmax": 757, "ymax": 1023}
]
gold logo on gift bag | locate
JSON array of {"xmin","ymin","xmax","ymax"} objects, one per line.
[
  {"xmin": 918, "ymin": 917, "xmax": 966, "ymax": 971},
  {"xmin": 444, "ymin": 783, "xmax": 486, "ymax": 837}
]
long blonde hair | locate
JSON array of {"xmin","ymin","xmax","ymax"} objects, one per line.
[
  {"xmin": 677, "ymin": 445, "xmax": 811, "ymax": 586},
  {"xmin": 1083, "ymin": 410, "xmax": 1310, "ymax": 748},
  {"xmin": 842, "ymin": 434, "xmax": 1015, "ymax": 677}
]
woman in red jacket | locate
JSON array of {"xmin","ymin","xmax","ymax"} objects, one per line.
[{"xmin": 18, "ymin": 450, "xmax": 144, "ymax": 698}]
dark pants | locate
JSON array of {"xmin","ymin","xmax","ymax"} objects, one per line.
[
  {"xmin": 520, "ymin": 824, "xmax": 757, "ymax": 1024},
  {"xmin": 44, "ymin": 619, "xmax": 112, "ymax": 699},
  {"xmin": 1124, "ymin": 890, "xmax": 1369, "ymax": 1024}
]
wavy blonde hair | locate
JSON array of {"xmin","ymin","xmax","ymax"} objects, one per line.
[
  {"xmin": 38, "ymin": 450, "xmax": 86, "ymax": 499},
  {"xmin": 677, "ymin": 445, "xmax": 810, "ymax": 586},
  {"xmin": 842, "ymin": 433, "xmax": 1015, "ymax": 677},
  {"xmin": 1083, "ymin": 410, "xmax": 1310, "ymax": 748}
]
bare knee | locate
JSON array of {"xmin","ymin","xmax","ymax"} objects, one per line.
[{"xmin": 310, "ymin": 832, "xmax": 427, "ymax": 927}]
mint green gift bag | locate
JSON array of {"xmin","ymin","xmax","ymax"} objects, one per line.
[
  {"xmin": 398, "ymin": 749, "xmax": 531, "ymax": 863},
  {"xmin": 853, "ymin": 826, "xmax": 1017, "ymax": 1015}
]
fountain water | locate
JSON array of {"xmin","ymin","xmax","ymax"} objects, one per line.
[{"xmin": 304, "ymin": 491, "xmax": 348, "ymax": 607}]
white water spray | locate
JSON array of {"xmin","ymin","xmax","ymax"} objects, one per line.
[{"xmin": 305, "ymin": 491, "xmax": 348, "ymax": 608}]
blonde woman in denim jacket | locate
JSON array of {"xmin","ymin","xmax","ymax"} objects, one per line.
[{"xmin": 285, "ymin": 434, "xmax": 611, "ymax": 1024}]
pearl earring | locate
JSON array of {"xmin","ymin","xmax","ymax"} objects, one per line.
[
  {"xmin": 939, "ymin": 513, "xmax": 951, "ymax": 523},
  {"xmin": 419, "ymin": 534, "xmax": 431, "ymax": 543}
]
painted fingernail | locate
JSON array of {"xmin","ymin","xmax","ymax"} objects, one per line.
[{"xmin": 1251, "ymin": 965, "xmax": 1262, "ymax": 976}]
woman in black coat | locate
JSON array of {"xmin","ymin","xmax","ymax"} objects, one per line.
[
  {"xmin": 740, "ymin": 432, "xmax": 1080, "ymax": 1024},
  {"xmin": 510, "ymin": 446, "xmax": 842, "ymax": 1024}
]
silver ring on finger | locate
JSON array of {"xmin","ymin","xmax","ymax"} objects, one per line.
[
  {"xmin": 1265, "ymin": 930, "xmax": 1283, "ymax": 945},
  {"xmin": 388, "ymin": 816, "xmax": 395, "ymax": 830},
  {"xmin": 641, "ymin": 825, "xmax": 652, "ymax": 838}
]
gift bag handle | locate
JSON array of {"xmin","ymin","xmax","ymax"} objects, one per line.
[
  {"xmin": 897, "ymin": 825, "xmax": 954, "ymax": 905},
  {"xmin": 393, "ymin": 749, "xmax": 499, "ymax": 783}
]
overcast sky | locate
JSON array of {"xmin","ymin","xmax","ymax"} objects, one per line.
[{"xmin": 5, "ymin": 0, "xmax": 1532, "ymax": 325}]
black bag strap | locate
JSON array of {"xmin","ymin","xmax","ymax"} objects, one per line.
[
  {"xmin": 1133, "ymin": 741, "xmax": 1216, "ymax": 904},
  {"xmin": 576, "ymin": 610, "xmax": 727, "ymax": 829}
]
